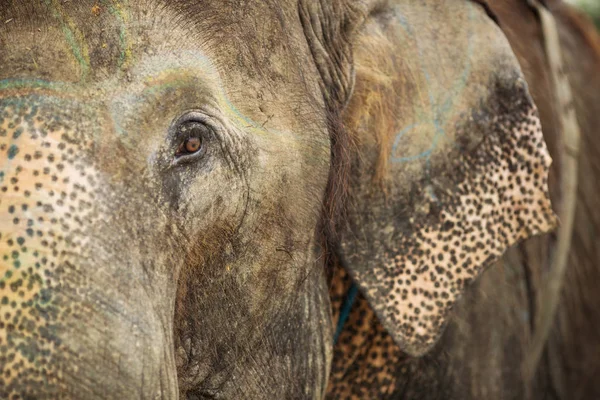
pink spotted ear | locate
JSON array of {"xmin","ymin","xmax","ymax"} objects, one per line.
[{"xmin": 338, "ymin": 1, "xmax": 557, "ymax": 356}]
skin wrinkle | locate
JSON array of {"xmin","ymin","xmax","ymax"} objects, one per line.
[
  {"xmin": 0, "ymin": 53, "xmax": 281, "ymax": 139},
  {"xmin": 1, "ymin": 2, "xmax": 332, "ymax": 399}
]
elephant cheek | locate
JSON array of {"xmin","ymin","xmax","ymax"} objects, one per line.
[{"xmin": 0, "ymin": 104, "xmax": 178, "ymax": 398}]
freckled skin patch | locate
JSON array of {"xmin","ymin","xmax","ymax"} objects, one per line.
[
  {"xmin": 369, "ymin": 104, "xmax": 552, "ymax": 354},
  {"xmin": 340, "ymin": 83, "xmax": 556, "ymax": 359},
  {"xmin": 0, "ymin": 95, "xmax": 102, "ymax": 397},
  {"xmin": 328, "ymin": 264, "xmax": 408, "ymax": 399}
]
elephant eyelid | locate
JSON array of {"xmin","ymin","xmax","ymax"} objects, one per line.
[{"xmin": 169, "ymin": 111, "xmax": 216, "ymax": 166}]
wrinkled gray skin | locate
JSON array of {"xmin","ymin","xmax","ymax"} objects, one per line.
[
  {"xmin": 0, "ymin": 0, "xmax": 560, "ymax": 399},
  {"xmin": 0, "ymin": 1, "xmax": 336, "ymax": 398}
]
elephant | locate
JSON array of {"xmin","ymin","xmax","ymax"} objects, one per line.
[{"xmin": 0, "ymin": 0, "xmax": 598, "ymax": 399}]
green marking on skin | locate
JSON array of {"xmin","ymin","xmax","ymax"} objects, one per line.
[
  {"xmin": 0, "ymin": 79, "xmax": 74, "ymax": 92},
  {"xmin": 7, "ymin": 145, "xmax": 19, "ymax": 159},
  {"xmin": 1, "ymin": 60, "xmax": 279, "ymax": 141},
  {"xmin": 103, "ymin": 0, "xmax": 132, "ymax": 68},
  {"xmin": 221, "ymin": 91, "xmax": 266, "ymax": 133},
  {"xmin": 143, "ymin": 75, "xmax": 265, "ymax": 132},
  {"xmin": 43, "ymin": 0, "xmax": 91, "ymax": 81},
  {"xmin": 132, "ymin": 50, "xmax": 281, "ymax": 135}
]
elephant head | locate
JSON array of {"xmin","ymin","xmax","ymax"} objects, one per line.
[{"xmin": 0, "ymin": 0, "xmax": 555, "ymax": 398}]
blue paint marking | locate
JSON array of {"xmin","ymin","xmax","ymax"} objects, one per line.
[
  {"xmin": 7, "ymin": 144, "xmax": 19, "ymax": 159},
  {"xmin": 333, "ymin": 283, "xmax": 359, "ymax": 344},
  {"xmin": 391, "ymin": 5, "xmax": 476, "ymax": 165}
]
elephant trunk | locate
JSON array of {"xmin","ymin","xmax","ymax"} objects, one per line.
[{"xmin": 0, "ymin": 95, "xmax": 179, "ymax": 398}]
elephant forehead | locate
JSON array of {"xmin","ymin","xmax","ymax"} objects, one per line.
[
  {"xmin": 0, "ymin": 1, "xmax": 129, "ymax": 83},
  {"xmin": 0, "ymin": 1, "xmax": 326, "ymax": 141}
]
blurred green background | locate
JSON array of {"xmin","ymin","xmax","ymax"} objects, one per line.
[{"xmin": 568, "ymin": 0, "xmax": 600, "ymax": 28}]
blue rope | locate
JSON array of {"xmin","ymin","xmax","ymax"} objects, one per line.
[{"xmin": 333, "ymin": 283, "xmax": 359, "ymax": 344}]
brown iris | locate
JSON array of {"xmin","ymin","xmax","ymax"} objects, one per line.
[
  {"xmin": 185, "ymin": 137, "xmax": 202, "ymax": 153},
  {"xmin": 177, "ymin": 136, "xmax": 203, "ymax": 156},
  {"xmin": 174, "ymin": 119, "xmax": 209, "ymax": 159}
]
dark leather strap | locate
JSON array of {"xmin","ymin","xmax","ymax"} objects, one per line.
[{"xmin": 524, "ymin": 0, "xmax": 582, "ymax": 382}]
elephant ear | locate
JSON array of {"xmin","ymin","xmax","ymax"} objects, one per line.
[{"xmin": 338, "ymin": 0, "xmax": 557, "ymax": 356}]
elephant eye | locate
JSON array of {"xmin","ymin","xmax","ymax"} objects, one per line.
[{"xmin": 175, "ymin": 121, "xmax": 207, "ymax": 158}]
